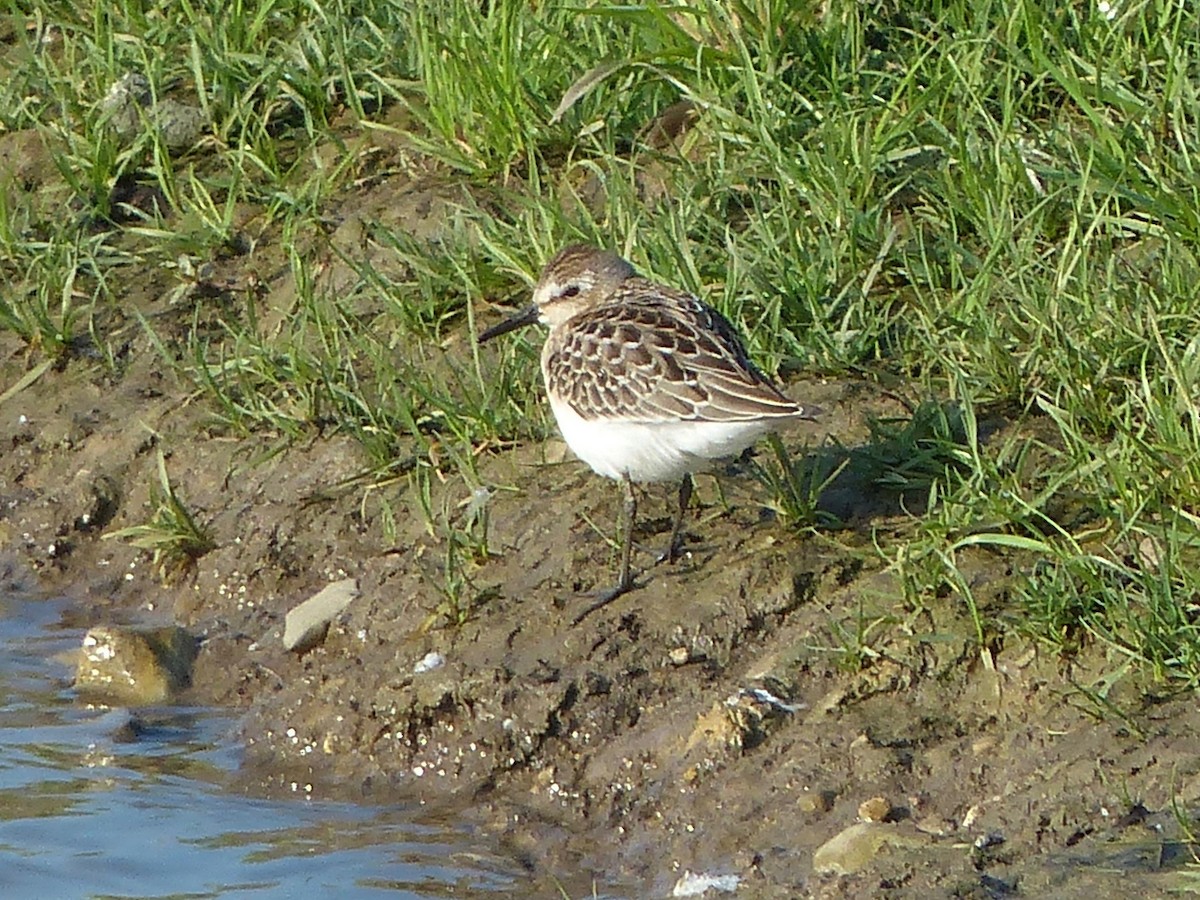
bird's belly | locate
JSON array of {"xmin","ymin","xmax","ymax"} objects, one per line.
[{"xmin": 549, "ymin": 397, "xmax": 772, "ymax": 483}]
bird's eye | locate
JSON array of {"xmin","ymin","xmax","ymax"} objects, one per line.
[{"xmin": 560, "ymin": 285, "xmax": 581, "ymax": 298}]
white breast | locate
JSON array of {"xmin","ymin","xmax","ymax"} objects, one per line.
[{"xmin": 548, "ymin": 395, "xmax": 777, "ymax": 483}]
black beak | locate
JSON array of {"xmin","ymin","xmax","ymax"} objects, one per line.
[{"xmin": 478, "ymin": 303, "xmax": 540, "ymax": 343}]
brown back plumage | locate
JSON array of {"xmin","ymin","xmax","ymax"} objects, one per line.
[{"xmin": 542, "ymin": 276, "xmax": 813, "ymax": 424}]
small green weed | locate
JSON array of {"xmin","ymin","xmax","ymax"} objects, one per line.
[{"xmin": 104, "ymin": 450, "xmax": 216, "ymax": 584}]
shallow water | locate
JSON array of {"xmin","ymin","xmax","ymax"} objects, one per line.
[{"xmin": 0, "ymin": 590, "xmax": 526, "ymax": 899}]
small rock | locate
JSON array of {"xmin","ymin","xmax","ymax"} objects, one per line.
[
  {"xmin": 283, "ymin": 578, "xmax": 360, "ymax": 652},
  {"xmin": 973, "ymin": 831, "xmax": 1005, "ymax": 851},
  {"xmin": 797, "ymin": 790, "xmax": 835, "ymax": 814},
  {"xmin": 912, "ymin": 814, "xmax": 953, "ymax": 837},
  {"xmin": 858, "ymin": 796, "xmax": 892, "ymax": 823},
  {"xmin": 413, "ymin": 651, "xmax": 445, "ymax": 674},
  {"xmin": 685, "ymin": 702, "xmax": 745, "ymax": 754},
  {"xmin": 74, "ymin": 625, "xmax": 198, "ymax": 706},
  {"xmin": 961, "ymin": 803, "xmax": 982, "ymax": 829},
  {"xmin": 671, "ymin": 870, "xmax": 740, "ymax": 896},
  {"xmin": 812, "ymin": 822, "xmax": 928, "ymax": 875},
  {"xmin": 813, "ymin": 823, "xmax": 888, "ymax": 875},
  {"xmin": 100, "ymin": 73, "xmax": 152, "ymax": 135},
  {"xmin": 99, "ymin": 71, "xmax": 209, "ymax": 150}
]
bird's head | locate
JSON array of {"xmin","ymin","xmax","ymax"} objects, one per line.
[{"xmin": 478, "ymin": 244, "xmax": 636, "ymax": 342}]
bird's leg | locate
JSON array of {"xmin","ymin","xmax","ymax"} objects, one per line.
[
  {"xmin": 658, "ymin": 473, "xmax": 693, "ymax": 565},
  {"xmin": 572, "ymin": 474, "xmax": 638, "ymax": 624},
  {"xmin": 616, "ymin": 472, "xmax": 637, "ymax": 592}
]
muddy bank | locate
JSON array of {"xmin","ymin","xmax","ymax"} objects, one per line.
[{"xmin": 5, "ymin": 331, "xmax": 1200, "ymax": 898}]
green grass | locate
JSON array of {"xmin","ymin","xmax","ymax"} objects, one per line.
[
  {"xmin": 103, "ymin": 449, "xmax": 217, "ymax": 583},
  {"xmin": 2, "ymin": 0, "xmax": 1200, "ymax": 687}
]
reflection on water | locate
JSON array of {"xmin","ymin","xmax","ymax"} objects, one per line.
[{"xmin": 0, "ymin": 590, "xmax": 523, "ymax": 899}]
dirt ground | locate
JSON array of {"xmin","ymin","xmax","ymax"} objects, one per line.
[{"xmin": 3, "ymin": 131, "xmax": 1200, "ymax": 898}]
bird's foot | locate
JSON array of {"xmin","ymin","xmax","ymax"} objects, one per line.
[
  {"xmin": 655, "ymin": 533, "xmax": 689, "ymax": 566},
  {"xmin": 570, "ymin": 574, "xmax": 640, "ymax": 625}
]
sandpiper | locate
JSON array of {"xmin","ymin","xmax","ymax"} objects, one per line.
[{"xmin": 479, "ymin": 244, "xmax": 820, "ymax": 612}]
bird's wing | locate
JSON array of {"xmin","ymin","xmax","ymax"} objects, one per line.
[{"xmin": 544, "ymin": 283, "xmax": 804, "ymax": 424}]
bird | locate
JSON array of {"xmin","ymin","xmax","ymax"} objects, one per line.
[{"xmin": 478, "ymin": 244, "xmax": 820, "ymax": 616}]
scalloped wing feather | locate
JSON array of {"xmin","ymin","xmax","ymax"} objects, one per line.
[{"xmin": 542, "ymin": 282, "xmax": 805, "ymax": 424}]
